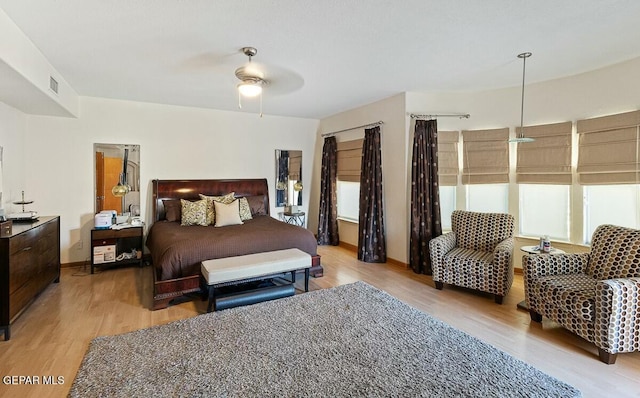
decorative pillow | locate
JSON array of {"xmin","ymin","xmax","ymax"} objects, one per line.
[
  {"xmin": 163, "ymin": 199, "xmax": 182, "ymax": 222},
  {"xmin": 199, "ymin": 192, "xmax": 235, "ymax": 225},
  {"xmin": 180, "ymin": 199, "xmax": 208, "ymax": 226},
  {"xmin": 245, "ymin": 195, "xmax": 267, "ymax": 216},
  {"xmin": 237, "ymin": 197, "xmax": 253, "ymax": 221},
  {"xmin": 213, "ymin": 200, "xmax": 243, "ymax": 227}
]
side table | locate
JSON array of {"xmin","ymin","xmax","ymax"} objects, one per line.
[
  {"xmin": 279, "ymin": 211, "xmax": 306, "ymax": 227},
  {"xmin": 91, "ymin": 226, "xmax": 144, "ymax": 274},
  {"xmin": 517, "ymin": 245, "xmax": 565, "ymax": 311}
]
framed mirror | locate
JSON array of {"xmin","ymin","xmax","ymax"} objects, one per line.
[
  {"xmin": 94, "ymin": 143, "xmax": 140, "ymax": 216},
  {"xmin": 275, "ymin": 149, "xmax": 303, "ymax": 208}
]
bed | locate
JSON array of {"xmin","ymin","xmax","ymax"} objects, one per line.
[{"xmin": 146, "ymin": 178, "xmax": 322, "ymax": 310}]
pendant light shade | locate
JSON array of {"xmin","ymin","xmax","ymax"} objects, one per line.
[{"xmin": 509, "ymin": 52, "xmax": 535, "ymax": 143}]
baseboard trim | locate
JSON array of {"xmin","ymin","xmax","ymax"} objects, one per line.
[
  {"xmin": 514, "ymin": 267, "xmax": 523, "ymax": 275},
  {"xmin": 338, "ymin": 241, "xmax": 408, "ymax": 268},
  {"xmin": 62, "ymin": 260, "xmax": 89, "ymax": 268}
]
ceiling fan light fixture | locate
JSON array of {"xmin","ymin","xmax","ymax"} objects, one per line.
[{"xmin": 237, "ymin": 79, "xmax": 263, "ymax": 97}]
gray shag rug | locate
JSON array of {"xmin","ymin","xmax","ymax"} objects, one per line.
[{"xmin": 70, "ymin": 281, "xmax": 580, "ymax": 397}]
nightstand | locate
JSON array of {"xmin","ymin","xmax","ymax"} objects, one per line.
[
  {"xmin": 279, "ymin": 211, "xmax": 306, "ymax": 227},
  {"xmin": 91, "ymin": 226, "xmax": 144, "ymax": 274}
]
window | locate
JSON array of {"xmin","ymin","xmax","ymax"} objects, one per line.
[
  {"xmin": 337, "ymin": 180, "xmax": 359, "ymax": 222},
  {"xmin": 583, "ymin": 185, "xmax": 640, "ymax": 243},
  {"xmin": 439, "ymin": 186, "xmax": 456, "ymax": 230},
  {"xmin": 519, "ymin": 184, "xmax": 570, "ymax": 240},
  {"xmin": 466, "ymin": 184, "xmax": 508, "ymax": 213}
]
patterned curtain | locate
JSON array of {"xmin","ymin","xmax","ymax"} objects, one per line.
[
  {"xmin": 317, "ymin": 137, "xmax": 339, "ymax": 245},
  {"xmin": 358, "ymin": 126, "xmax": 386, "ymax": 262},
  {"xmin": 410, "ymin": 119, "xmax": 442, "ymax": 274}
]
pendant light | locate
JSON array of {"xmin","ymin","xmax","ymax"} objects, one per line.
[{"xmin": 509, "ymin": 52, "xmax": 535, "ymax": 143}]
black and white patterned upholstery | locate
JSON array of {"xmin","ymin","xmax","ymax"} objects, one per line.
[
  {"xmin": 429, "ymin": 210, "xmax": 515, "ymax": 303},
  {"xmin": 523, "ymin": 224, "xmax": 640, "ymax": 364}
]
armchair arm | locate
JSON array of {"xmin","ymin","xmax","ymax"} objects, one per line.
[
  {"xmin": 492, "ymin": 237, "xmax": 514, "ymax": 295},
  {"xmin": 523, "ymin": 253, "xmax": 590, "ymax": 279},
  {"xmin": 493, "ymin": 237, "xmax": 514, "ymax": 261},
  {"xmin": 429, "ymin": 232, "xmax": 456, "ymax": 280},
  {"xmin": 595, "ymin": 277, "xmax": 640, "ymax": 354}
]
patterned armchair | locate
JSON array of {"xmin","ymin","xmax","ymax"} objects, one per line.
[
  {"xmin": 523, "ymin": 225, "xmax": 640, "ymax": 364},
  {"xmin": 429, "ymin": 210, "xmax": 515, "ymax": 304}
]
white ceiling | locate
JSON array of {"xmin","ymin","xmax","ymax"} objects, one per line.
[{"xmin": 2, "ymin": 0, "xmax": 640, "ymax": 119}]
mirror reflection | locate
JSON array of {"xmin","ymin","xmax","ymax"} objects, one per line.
[
  {"xmin": 94, "ymin": 143, "xmax": 140, "ymax": 216},
  {"xmin": 275, "ymin": 149, "xmax": 303, "ymax": 208}
]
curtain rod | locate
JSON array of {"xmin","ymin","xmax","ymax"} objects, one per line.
[
  {"xmin": 409, "ymin": 113, "xmax": 470, "ymax": 120},
  {"xmin": 321, "ymin": 120, "xmax": 384, "ymax": 137}
]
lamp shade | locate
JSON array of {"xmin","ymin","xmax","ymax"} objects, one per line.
[
  {"xmin": 238, "ymin": 82, "xmax": 262, "ymax": 97},
  {"xmin": 111, "ymin": 182, "xmax": 129, "ymax": 197}
]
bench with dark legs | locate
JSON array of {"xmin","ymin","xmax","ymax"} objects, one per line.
[{"xmin": 201, "ymin": 248, "xmax": 311, "ymax": 312}]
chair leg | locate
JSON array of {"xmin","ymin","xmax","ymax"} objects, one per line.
[
  {"xmin": 598, "ymin": 348, "xmax": 617, "ymax": 365},
  {"xmin": 434, "ymin": 281, "xmax": 444, "ymax": 290},
  {"xmin": 529, "ymin": 310, "xmax": 542, "ymax": 322},
  {"xmin": 494, "ymin": 294, "xmax": 504, "ymax": 304}
]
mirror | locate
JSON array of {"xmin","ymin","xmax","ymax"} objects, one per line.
[
  {"xmin": 94, "ymin": 143, "xmax": 140, "ymax": 216},
  {"xmin": 275, "ymin": 149, "xmax": 303, "ymax": 208}
]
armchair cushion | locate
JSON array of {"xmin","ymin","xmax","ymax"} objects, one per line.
[
  {"xmin": 452, "ymin": 210, "xmax": 514, "ymax": 252},
  {"xmin": 535, "ymin": 274, "xmax": 597, "ymax": 322},
  {"xmin": 443, "ymin": 248, "xmax": 493, "ymax": 280},
  {"xmin": 587, "ymin": 224, "xmax": 640, "ymax": 280}
]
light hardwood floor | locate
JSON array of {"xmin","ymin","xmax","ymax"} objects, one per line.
[{"xmin": 1, "ymin": 245, "xmax": 639, "ymax": 397}]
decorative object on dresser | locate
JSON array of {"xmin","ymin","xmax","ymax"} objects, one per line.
[
  {"xmin": 7, "ymin": 190, "xmax": 38, "ymax": 222},
  {"xmin": 90, "ymin": 226, "xmax": 144, "ymax": 274},
  {"xmin": 0, "ymin": 216, "xmax": 60, "ymax": 340},
  {"xmin": 146, "ymin": 179, "xmax": 322, "ymax": 310},
  {"xmin": 69, "ymin": 282, "xmax": 580, "ymax": 398}
]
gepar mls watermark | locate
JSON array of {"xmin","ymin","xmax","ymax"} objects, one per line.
[{"xmin": 3, "ymin": 375, "xmax": 65, "ymax": 385}]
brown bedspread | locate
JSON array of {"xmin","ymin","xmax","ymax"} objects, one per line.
[{"xmin": 146, "ymin": 215, "xmax": 318, "ymax": 281}]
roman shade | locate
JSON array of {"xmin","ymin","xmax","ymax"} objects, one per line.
[
  {"xmin": 516, "ymin": 122, "xmax": 572, "ymax": 184},
  {"xmin": 289, "ymin": 152, "xmax": 301, "ymax": 181},
  {"xmin": 462, "ymin": 128, "xmax": 509, "ymax": 184},
  {"xmin": 337, "ymin": 139, "xmax": 364, "ymax": 182},
  {"xmin": 577, "ymin": 110, "xmax": 640, "ymax": 185},
  {"xmin": 437, "ymin": 131, "xmax": 459, "ymax": 186}
]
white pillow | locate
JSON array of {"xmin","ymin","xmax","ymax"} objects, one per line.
[{"xmin": 213, "ymin": 200, "xmax": 243, "ymax": 227}]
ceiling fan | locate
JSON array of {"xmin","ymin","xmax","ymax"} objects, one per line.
[
  {"xmin": 233, "ymin": 46, "xmax": 304, "ymax": 116},
  {"xmin": 235, "ymin": 47, "xmax": 267, "ymax": 98}
]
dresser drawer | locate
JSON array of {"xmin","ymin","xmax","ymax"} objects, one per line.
[
  {"xmin": 8, "ymin": 220, "xmax": 58, "ymax": 294},
  {"xmin": 9, "ymin": 221, "xmax": 56, "ymax": 255}
]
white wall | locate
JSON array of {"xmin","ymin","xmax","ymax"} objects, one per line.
[
  {"xmin": 309, "ymin": 93, "xmax": 408, "ymax": 263},
  {"xmin": 20, "ymin": 97, "xmax": 318, "ymax": 264},
  {"xmin": 0, "ymin": 101, "xmax": 26, "ymax": 214}
]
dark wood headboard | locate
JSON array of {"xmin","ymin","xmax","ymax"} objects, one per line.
[{"xmin": 152, "ymin": 179, "xmax": 270, "ymax": 222}]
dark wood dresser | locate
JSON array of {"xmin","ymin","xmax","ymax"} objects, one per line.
[{"xmin": 0, "ymin": 216, "xmax": 60, "ymax": 340}]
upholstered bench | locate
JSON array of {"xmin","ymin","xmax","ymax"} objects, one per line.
[{"xmin": 201, "ymin": 248, "xmax": 312, "ymax": 312}]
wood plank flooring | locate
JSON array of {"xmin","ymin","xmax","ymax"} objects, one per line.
[{"xmin": 1, "ymin": 245, "xmax": 638, "ymax": 397}]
